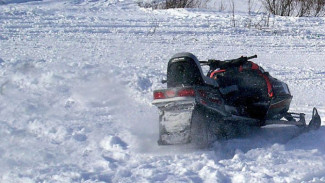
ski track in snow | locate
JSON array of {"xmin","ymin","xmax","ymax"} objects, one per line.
[{"xmin": 0, "ymin": 0, "xmax": 325, "ymax": 182}]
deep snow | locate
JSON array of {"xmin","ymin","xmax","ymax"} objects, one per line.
[{"xmin": 0, "ymin": 0, "xmax": 324, "ymax": 182}]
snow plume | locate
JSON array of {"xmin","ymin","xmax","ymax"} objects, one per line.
[{"xmin": 0, "ymin": 56, "xmax": 160, "ymax": 181}]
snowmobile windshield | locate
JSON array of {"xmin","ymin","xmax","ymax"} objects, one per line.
[{"xmin": 167, "ymin": 57, "xmax": 204, "ymax": 88}]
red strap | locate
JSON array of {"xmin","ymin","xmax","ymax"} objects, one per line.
[{"xmin": 210, "ymin": 69, "xmax": 226, "ymax": 78}]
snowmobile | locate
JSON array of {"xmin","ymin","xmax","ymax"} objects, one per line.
[{"xmin": 152, "ymin": 52, "xmax": 321, "ymax": 146}]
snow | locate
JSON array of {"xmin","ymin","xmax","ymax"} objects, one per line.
[
  {"xmin": 0, "ymin": 0, "xmax": 324, "ymax": 182},
  {"xmin": 207, "ymin": 0, "xmax": 264, "ymax": 14},
  {"xmin": 0, "ymin": 0, "xmax": 41, "ymax": 5}
]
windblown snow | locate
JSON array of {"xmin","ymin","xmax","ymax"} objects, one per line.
[{"xmin": 0, "ymin": 0, "xmax": 324, "ymax": 182}]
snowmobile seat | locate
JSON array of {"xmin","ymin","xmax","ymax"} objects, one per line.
[{"xmin": 167, "ymin": 52, "xmax": 217, "ymax": 88}]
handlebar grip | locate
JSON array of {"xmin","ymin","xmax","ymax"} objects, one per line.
[
  {"xmin": 199, "ymin": 61, "xmax": 208, "ymax": 64},
  {"xmin": 247, "ymin": 55, "xmax": 257, "ymax": 60}
]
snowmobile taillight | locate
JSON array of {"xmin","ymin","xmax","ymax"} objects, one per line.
[
  {"xmin": 165, "ymin": 90, "xmax": 176, "ymax": 98},
  {"xmin": 177, "ymin": 88, "xmax": 195, "ymax": 97},
  {"xmin": 154, "ymin": 88, "xmax": 195, "ymax": 100},
  {"xmin": 154, "ymin": 91, "xmax": 165, "ymax": 99}
]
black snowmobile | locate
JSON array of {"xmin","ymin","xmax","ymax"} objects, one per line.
[{"xmin": 152, "ymin": 52, "xmax": 321, "ymax": 146}]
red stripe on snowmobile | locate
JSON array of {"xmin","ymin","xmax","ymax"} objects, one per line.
[
  {"xmin": 251, "ymin": 62, "xmax": 259, "ymax": 70},
  {"xmin": 241, "ymin": 61, "xmax": 273, "ymax": 98},
  {"xmin": 178, "ymin": 88, "xmax": 195, "ymax": 97},
  {"xmin": 239, "ymin": 65, "xmax": 243, "ymax": 72},
  {"xmin": 198, "ymin": 90, "xmax": 222, "ymax": 104},
  {"xmin": 251, "ymin": 61, "xmax": 273, "ymax": 98},
  {"xmin": 210, "ymin": 69, "xmax": 226, "ymax": 78},
  {"xmin": 209, "ymin": 98, "xmax": 222, "ymax": 104},
  {"xmin": 198, "ymin": 90, "xmax": 207, "ymax": 97},
  {"xmin": 260, "ymin": 73, "xmax": 274, "ymax": 98}
]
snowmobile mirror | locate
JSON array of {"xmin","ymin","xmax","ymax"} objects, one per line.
[{"xmin": 161, "ymin": 79, "xmax": 167, "ymax": 84}]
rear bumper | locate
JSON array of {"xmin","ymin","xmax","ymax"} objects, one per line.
[
  {"xmin": 153, "ymin": 97, "xmax": 196, "ymax": 145},
  {"xmin": 152, "ymin": 96, "xmax": 195, "ymax": 107}
]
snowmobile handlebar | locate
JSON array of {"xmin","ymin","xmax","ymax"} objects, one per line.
[
  {"xmin": 200, "ymin": 55, "xmax": 257, "ymax": 70},
  {"xmin": 224, "ymin": 54, "xmax": 257, "ymax": 62}
]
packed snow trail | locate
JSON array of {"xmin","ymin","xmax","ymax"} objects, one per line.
[{"xmin": 0, "ymin": 0, "xmax": 325, "ymax": 182}]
